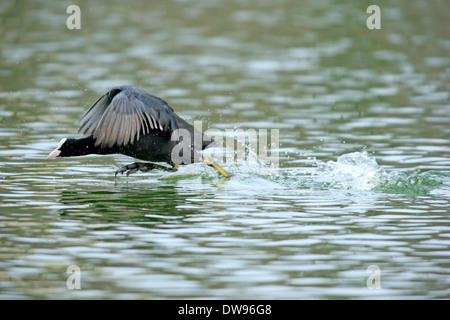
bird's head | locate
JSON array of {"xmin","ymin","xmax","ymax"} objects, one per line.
[{"xmin": 47, "ymin": 138, "xmax": 68, "ymax": 159}]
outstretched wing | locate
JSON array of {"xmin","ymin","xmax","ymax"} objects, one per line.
[{"xmin": 79, "ymin": 86, "xmax": 178, "ymax": 148}]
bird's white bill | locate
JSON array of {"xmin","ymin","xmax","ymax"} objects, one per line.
[
  {"xmin": 47, "ymin": 149, "xmax": 61, "ymax": 159},
  {"xmin": 47, "ymin": 138, "xmax": 66, "ymax": 159}
]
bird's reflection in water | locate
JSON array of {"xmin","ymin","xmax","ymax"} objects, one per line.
[{"xmin": 57, "ymin": 184, "xmax": 199, "ymax": 225}]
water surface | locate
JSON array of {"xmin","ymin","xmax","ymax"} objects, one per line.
[{"xmin": 0, "ymin": 0, "xmax": 449, "ymax": 299}]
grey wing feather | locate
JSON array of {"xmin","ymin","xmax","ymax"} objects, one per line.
[
  {"xmin": 78, "ymin": 92, "xmax": 110, "ymax": 136},
  {"xmin": 78, "ymin": 87, "xmax": 178, "ymax": 148}
]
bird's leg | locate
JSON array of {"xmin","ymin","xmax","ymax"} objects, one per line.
[
  {"xmin": 115, "ymin": 162, "xmax": 177, "ymax": 176},
  {"xmin": 203, "ymin": 157, "xmax": 233, "ymax": 178}
]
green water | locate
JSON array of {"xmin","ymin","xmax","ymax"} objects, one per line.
[{"xmin": 0, "ymin": 0, "xmax": 449, "ymax": 299}]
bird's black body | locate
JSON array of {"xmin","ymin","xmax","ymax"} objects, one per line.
[
  {"xmin": 47, "ymin": 85, "xmax": 227, "ymax": 176},
  {"xmin": 59, "ymin": 130, "xmax": 211, "ymax": 164}
]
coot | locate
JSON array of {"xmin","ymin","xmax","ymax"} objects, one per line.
[{"xmin": 47, "ymin": 85, "xmax": 230, "ymax": 177}]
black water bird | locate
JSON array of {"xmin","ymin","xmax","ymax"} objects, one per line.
[{"xmin": 47, "ymin": 85, "xmax": 230, "ymax": 177}]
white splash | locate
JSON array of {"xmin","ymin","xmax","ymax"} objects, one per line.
[{"xmin": 314, "ymin": 150, "xmax": 387, "ymax": 191}]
